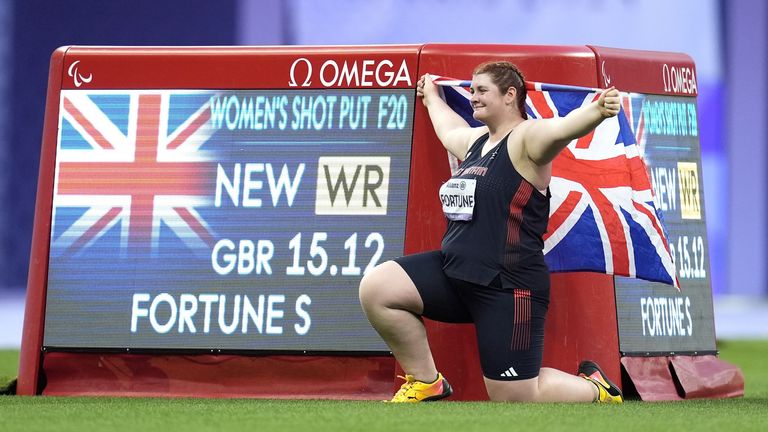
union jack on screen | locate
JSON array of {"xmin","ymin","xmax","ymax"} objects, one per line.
[
  {"xmin": 434, "ymin": 77, "xmax": 679, "ymax": 288},
  {"xmin": 52, "ymin": 91, "xmax": 217, "ymax": 258}
]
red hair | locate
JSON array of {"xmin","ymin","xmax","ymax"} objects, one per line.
[{"xmin": 473, "ymin": 61, "xmax": 528, "ymax": 119}]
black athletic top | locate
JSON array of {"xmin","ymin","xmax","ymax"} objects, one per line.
[{"xmin": 441, "ymin": 132, "xmax": 552, "ymax": 291}]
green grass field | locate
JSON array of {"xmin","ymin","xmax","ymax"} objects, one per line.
[{"xmin": 1, "ymin": 341, "xmax": 767, "ymax": 432}]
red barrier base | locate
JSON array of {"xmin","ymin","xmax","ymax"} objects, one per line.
[
  {"xmin": 41, "ymin": 353, "xmax": 395, "ymax": 399},
  {"xmin": 621, "ymin": 355, "xmax": 744, "ymax": 401}
]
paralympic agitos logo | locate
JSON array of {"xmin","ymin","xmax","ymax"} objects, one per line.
[
  {"xmin": 67, "ymin": 60, "xmax": 93, "ymax": 88},
  {"xmin": 288, "ymin": 57, "xmax": 412, "ymax": 88}
]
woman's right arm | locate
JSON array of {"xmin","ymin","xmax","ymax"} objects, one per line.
[{"xmin": 417, "ymin": 74, "xmax": 487, "ymax": 160}]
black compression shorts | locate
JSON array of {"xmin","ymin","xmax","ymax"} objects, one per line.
[{"xmin": 393, "ymin": 250, "xmax": 549, "ymax": 381}]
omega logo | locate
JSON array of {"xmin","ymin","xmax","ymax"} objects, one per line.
[
  {"xmin": 288, "ymin": 58, "xmax": 412, "ymax": 88},
  {"xmin": 662, "ymin": 64, "xmax": 697, "ymax": 94},
  {"xmin": 289, "ymin": 58, "xmax": 313, "ymax": 87}
]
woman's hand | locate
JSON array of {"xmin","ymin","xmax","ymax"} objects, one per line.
[
  {"xmin": 416, "ymin": 74, "xmax": 439, "ymax": 107},
  {"xmin": 416, "ymin": 73, "xmax": 485, "ymax": 159},
  {"xmin": 597, "ymin": 86, "xmax": 621, "ymax": 118}
]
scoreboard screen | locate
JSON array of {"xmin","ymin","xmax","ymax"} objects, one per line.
[
  {"xmin": 43, "ymin": 88, "xmax": 413, "ymax": 352},
  {"xmin": 615, "ymin": 92, "xmax": 715, "ymax": 354}
]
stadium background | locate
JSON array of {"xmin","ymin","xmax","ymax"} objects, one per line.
[{"xmin": 0, "ymin": 0, "xmax": 766, "ymax": 348}]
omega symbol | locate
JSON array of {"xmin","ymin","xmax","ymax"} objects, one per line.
[{"xmin": 289, "ymin": 58, "xmax": 312, "ymax": 87}]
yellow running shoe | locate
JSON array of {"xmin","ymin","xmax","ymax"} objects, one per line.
[
  {"xmin": 389, "ymin": 373, "xmax": 453, "ymax": 403},
  {"xmin": 578, "ymin": 360, "xmax": 624, "ymax": 404}
]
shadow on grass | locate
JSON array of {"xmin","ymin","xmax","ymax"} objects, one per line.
[{"xmin": 0, "ymin": 377, "xmax": 17, "ymax": 395}]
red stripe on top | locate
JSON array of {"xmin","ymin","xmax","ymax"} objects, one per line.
[
  {"xmin": 128, "ymin": 94, "xmax": 162, "ymax": 254},
  {"xmin": 134, "ymin": 94, "xmax": 162, "ymax": 164}
]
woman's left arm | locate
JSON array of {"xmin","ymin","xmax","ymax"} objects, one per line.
[{"xmin": 522, "ymin": 87, "xmax": 621, "ymax": 165}]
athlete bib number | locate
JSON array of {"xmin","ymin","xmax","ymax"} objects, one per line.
[{"xmin": 439, "ymin": 179, "xmax": 477, "ymax": 221}]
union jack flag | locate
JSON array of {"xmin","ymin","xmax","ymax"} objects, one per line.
[
  {"xmin": 52, "ymin": 91, "xmax": 217, "ymax": 257},
  {"xmin": 435, "ymin": 77, "xmax": 678, "ymax": 288}
]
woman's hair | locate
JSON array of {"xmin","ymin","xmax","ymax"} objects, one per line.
[{"xmin": 473, "ymin": 61, "xmax": 528, "ymax": 119}]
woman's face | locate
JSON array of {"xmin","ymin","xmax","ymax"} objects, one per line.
[{"xmin": 470, "ymin": 73, "xmax": 510, "ymax": 123}]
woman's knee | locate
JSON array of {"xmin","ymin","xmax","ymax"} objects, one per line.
[
  {"xmin": 359, "ymin": 261, "xmax": 399, "ymax": 307},
  {"xmin": 358, "ymin": 260, "xmax": 421, "ymax": 313},
  {"xmin": 358, "ymin": 263, "xmax": 386, "ymax": 307}
]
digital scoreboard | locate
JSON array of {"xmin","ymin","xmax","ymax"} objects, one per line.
[
  {"xmin": 615, "ymin": 92, "xmax": 714, "ymax": 354},
  {"xmin": 44, "ymin": 88, "xmax": 413, "ymax": 351}
]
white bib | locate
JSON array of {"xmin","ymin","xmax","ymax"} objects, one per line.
[{"xmin": 439, "ymin": 178, "xmax": 477, "ymax": 221}]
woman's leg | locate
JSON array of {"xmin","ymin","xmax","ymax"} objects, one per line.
[
  {"xmin": 358, "ymin": 260, "xmax": 438, "ymax": 382},
  {"xmin": 484, "ymin": 369, "xmax": 597, "ymax": 402}
]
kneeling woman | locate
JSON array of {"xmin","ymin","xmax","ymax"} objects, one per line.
[{"xmin": 359, "ymin": 61, "xmax": 623, "ymax": 403}]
